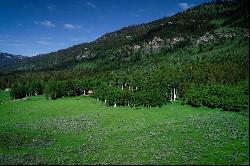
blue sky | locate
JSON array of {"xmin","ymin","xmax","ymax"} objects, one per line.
[{"xmin": 0, "ymin": 0, "xmax": 208, "ymax": 56}]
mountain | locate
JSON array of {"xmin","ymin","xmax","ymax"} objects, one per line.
[
  {"xmin": 0, "ymin": 0, "xmax": 249, "ymax": 110},
  {"xmin": 0, "ymin": 52, "xmax": 28, "ymax": 71},
  {"xmin": 0, "ymin": 0, "xmax": 248, "ymax": 74}
]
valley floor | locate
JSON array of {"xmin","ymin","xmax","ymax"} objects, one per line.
[{"xmin": 0, "ymin": 92, "xmax": 249, "ymax": 165}]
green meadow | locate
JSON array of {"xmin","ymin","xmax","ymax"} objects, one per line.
[{"xmin": 0, "ymin": 91, "xmax": 249, "ymax": 165}]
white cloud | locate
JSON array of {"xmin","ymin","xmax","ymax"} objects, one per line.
[
  {"xmin": 41, "ymin": 20, "xmax": 55, "ymax": 28},
  {"xmin": 178, "ymin": 2, "xmax": 193, "ymax": 10},
  {"xmin": 34, "ymin": 20, "xmax": 55, "ymax": 28},
  {"xmin": 64, "ymin": 24, "xmax": 76, "ymax": 29},
  {"xmin": 64, "ymin": 24, "xmax": 82, "ymax": 30},
  {"xmin": 47, "ymin": 6, "xmax": 55, "ymax": 10},
  {"xmin": 86, "ymin": 1, "xmax": 96, "ymax": 8}
]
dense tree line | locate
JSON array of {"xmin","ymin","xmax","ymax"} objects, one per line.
[
  {"xmin": 182, "ymin": 82, "xmax": 249, "ymax": 111},
  {"xmin": 93, "ymin": 83, "xmax": 168, "ymax": 107},
  {"xmin": 44, "ymin": 80, "xmax": 84, "ymax": 100},
  {"xmin": 10, "ymin": 81, "xmax": 43, "ymax": 99}
]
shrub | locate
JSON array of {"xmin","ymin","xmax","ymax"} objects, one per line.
[
  {"xmin": 183, "ymin": 84, "xmax": 249, "ymax": 111},
  {"xmin": 10, "ymin": 81, "xmax": 44, "ymax": 99},
  {"xmin": 44, "ymin": 80, "xmax": 85, "ymax": 100},
  {"xmin": 10, "ymin": 82, "xmax": 28, "ymax": 99}
]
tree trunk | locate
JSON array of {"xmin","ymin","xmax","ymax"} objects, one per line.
[
  {"xmin": 170, "ymin": 90, "xmax": 173, "ymax": 101},
  {"xmin": 173, "ymin": 88, "xmax": 176, "ymax": 101}
]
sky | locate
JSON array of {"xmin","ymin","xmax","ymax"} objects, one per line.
[{"xmin": 0, "ymin": 0, "xmax": 209, "ymax": 56}]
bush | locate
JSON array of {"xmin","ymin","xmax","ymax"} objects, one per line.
[
  {"xmin": 183, "ymin": 84, "xmax": 249, "ymax": 111},
  {"xmin": 91, "ymin": 83, "xmax": 168, "ymax": 107},
  {"xmin": 10, "ymin": 82, "xmax": 28, "ymax": 99},
  {"xmin": 10, "ymin": 81, "xmax": 44, "ymax": 99},
  {"xmin": 44, "ymin": 80, "xmax": 85, "ymax": 100}
]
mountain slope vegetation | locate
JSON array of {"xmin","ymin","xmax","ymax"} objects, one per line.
[
  {"xmin": 0, "ymin": 0, "xmax": 249, "ymax": 111},
  {"xmin": 0, "ymin": 52, "xmax": 28, "ymax": 72}
]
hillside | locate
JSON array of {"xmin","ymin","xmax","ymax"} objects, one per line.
[
  {"xmin": 0, "ymin": 52, "xmax": 28, "ymax": 72},
  {"xmin": 0, "ymin": 0, "xmax": 248, "ymax": 74},
  {"xmin": 0, "ymin": 0, "xmax": 249, "ymax": 111}
]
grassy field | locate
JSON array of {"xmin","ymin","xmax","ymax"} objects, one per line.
[
  {"xmin": 0, "ymin": 91, "xmax": 249, "ymax": 165},
  {"xmin": 0, "ymin": 90, "xmax": 11, "ymax": 104}
]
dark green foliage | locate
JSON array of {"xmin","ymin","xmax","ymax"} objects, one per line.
[
  {"xmin": 27, "ymin": 81, "xmax": 43, "ymax": 96},
  {"xmin": 10, "ymin": 82, "xmax": 28, "ymax": 99},
  {"xmin": 10, "ymin": 81, "xmax": 43, "ymax": 99},
  {"xmin": 183, "ymin": 83, "xmax": 249, "ymax": 111},
  {"xmin": 44, "ymin": 80, "xmax": 85, "ymax": 100},
  {"xmin": 91, "ymin": 82, "xmax": 168, "ymax": 107}
]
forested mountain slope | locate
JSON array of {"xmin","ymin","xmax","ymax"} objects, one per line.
[
  {"xmin": 0, "ymin": 0, "xmax": 249, "ymax": 111},
  {"xmin": 0, "ymin": 52, "xmax": 28, "ymax": 71},
  {"xmin": 0, "ymin": 0, "xmax": 248, "ymax": 74}
]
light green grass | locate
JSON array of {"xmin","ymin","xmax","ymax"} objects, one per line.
[
  {"xmin": 0, "ymin": 92, "xmax": 249, "ymax": 165},
  {"xmin": 0, "ymin": 90, "xmax": 11, "ymax": 104}
]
